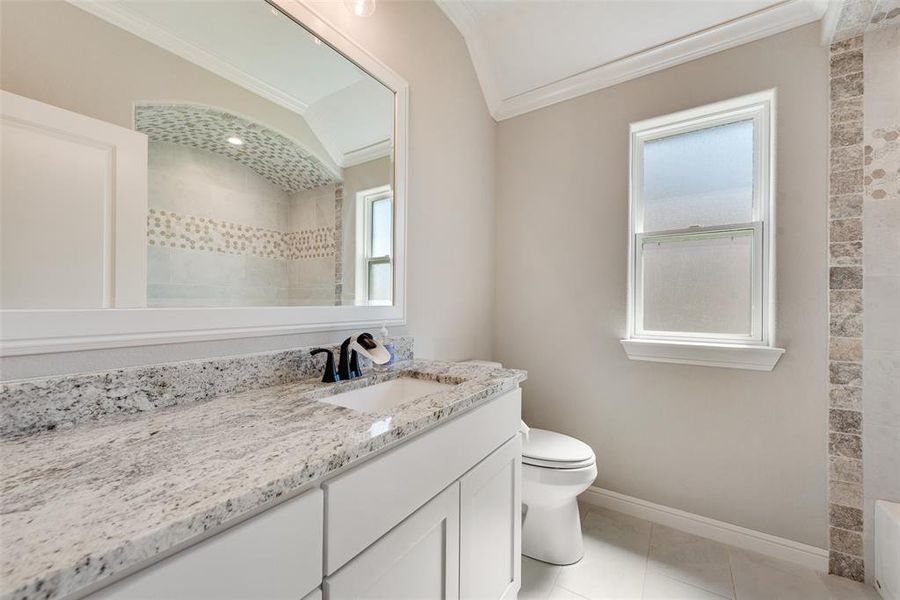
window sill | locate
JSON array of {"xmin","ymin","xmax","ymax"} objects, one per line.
[{"xmin": 620, "ymin": 339, "xmax": 785, "ymax": 371}]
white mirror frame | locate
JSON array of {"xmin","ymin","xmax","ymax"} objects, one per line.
[{"xmin": 0, "ymin": 0, "xmax": 409, "ymax": 357}]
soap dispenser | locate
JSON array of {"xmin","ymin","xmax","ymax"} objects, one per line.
[{"xmin": 380, "ymin": 321, "xmax": 396, "ymax": 366}]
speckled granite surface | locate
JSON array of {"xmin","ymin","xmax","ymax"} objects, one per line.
[
  {"xmin": 0, "ymin": 336, "xmax": 414, "ymax": 439},
  {"xmin": 0, "ymin": 359, "xmax": 525, "ymax": 600}
]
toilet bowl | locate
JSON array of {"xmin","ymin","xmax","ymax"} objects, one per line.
[
  {"xmin": 461, "ymin": 361, "xmax": 597, "ymax": 565},
  {"xmin": 521, "ymin": 428, "xmax": 596, "ymax": 565}
]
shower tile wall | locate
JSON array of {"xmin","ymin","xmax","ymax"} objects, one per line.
[
  {"xmin": 862, "ymin": 24, "xmax": 900, "ymax": 580},
  {"xmin": 147, "ymin": 142, "xmax": 339, "ymax": 306},
  {"xmin": 287, "ymin": 184, "xmax": 338, "ymax": 305}
]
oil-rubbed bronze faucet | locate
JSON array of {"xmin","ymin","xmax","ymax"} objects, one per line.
[
  {"xmin": 310, "ymin": 332, "xmax": 390, "ymax": 383},
  {"xmin": 309, "ymin": 348, "xmax": 338, "ymax": 383}
]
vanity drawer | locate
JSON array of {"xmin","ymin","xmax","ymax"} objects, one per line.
[
  {"xmin": 323, "ymin": 388, "xmax": 521, "ymax": 574},
  {"xmin": 87, "ymin": 488, "xmax": 323, "ymax": 600}
]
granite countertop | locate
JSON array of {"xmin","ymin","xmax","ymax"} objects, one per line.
[{"xmin": 0, "ymin": 360, "xmax": 526, "ymax": 600}]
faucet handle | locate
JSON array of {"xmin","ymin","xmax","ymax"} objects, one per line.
[
  {"xmin": 310, "ymin": 348, "xmax": 338, "ymax": 383},
  {"xmin": 351, "ymin": 333, "xmax": 391, "ymax": 365}
]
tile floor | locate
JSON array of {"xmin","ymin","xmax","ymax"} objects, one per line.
[{"xmin": 520, "ymin": 506, "xmax": 881, "ymax": 600}]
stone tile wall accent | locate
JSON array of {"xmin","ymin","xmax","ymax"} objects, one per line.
[
  {"xmin": 828, "ymin": 35, "xmax": 867, "ymax": 582},
  {"xmin": 831, "ymin": 0, "xmax": 900, "ymax": 41},
  {"xmin": 135, "ymin": 104, "xmax": 337, "ymax": 193},
  {"xmin": 0, "ymin": 336, "xmax": 415, "ymax": 438},
  {"xmin": 147, "ymin": 208, "xmax": 336, "ymax": 260}
]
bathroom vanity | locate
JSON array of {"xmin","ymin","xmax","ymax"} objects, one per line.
[{"xmin": 0, "ymin": 355, "xmax": 525, "ymax": 600}]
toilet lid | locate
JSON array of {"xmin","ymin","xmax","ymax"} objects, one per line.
[{"xmin": 522, "ymin": 428, "xmax": 595, "ymax": 469}]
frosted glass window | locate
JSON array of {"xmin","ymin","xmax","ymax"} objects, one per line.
[
  {"xmin": 356, "ymin": 186, "xmax": 393, "ymax": 305},
  {"xmin": 368, "ymin": 261, "xmax": 391, "ymax": 303},
  {"xmin": 642, "ymin": 120, "xmax": 754, "ymax": 232},
  {"xmin": 628, "ymin": 92, "xmax": 773, "ymax": 347},
  {"xmin": 370, "ymin": 197, "xmax": 392, "ymax": 257},
  {"xmin": 641, "ymin": 232, "xmax": 753, "ymax": 335}
]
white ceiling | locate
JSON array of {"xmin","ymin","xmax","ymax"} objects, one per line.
[
  {"xmin": 437, "ymin": 0, "xmax": 829, "ymax": 120},
  {"xmin": 69, "ymin": 0, "xmax": 393, "ymax": 169}
]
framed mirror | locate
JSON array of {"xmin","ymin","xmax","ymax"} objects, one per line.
[{"xmin": 0, "ymin": 0, "xmax": 408, "ymax": 355}]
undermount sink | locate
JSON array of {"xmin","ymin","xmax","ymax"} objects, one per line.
[{"xmin": 320, "ymin": 377, "xmax": 455, "ymax": 413}]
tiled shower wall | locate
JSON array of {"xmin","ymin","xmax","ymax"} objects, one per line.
[
  {"xmin": 861, "ymin": 25, "xmax": 900, "ymax": 582},
  {"xmin": 147, "ymin": 142, "xmax": 342, "ymax": 306},
  {"xmin": 827, "ymin": 20, "xmax": 900, "ymax": 583}
]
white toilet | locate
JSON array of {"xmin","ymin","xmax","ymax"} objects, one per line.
[
  {"xmin": 462, "ymin": 361, "xmax": 597, "ymax": 566},
  {"xmin": 521, "ymin": 427, "xmax": 596, "ymax": 565}
]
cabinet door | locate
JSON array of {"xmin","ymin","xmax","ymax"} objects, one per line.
[
  {"xmin": 88, "ymin": 488, "xmax": 323, "ymax": 600},
  {"xmin": 324, "ymin": 483, "xmax": 460, "ymax": 600},
  {"xmin": 460, "ymin": 437, "xmax": 522, "ymax": 600}
]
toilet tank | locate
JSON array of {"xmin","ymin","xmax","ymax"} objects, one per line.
[{"xmin": 876, "ymin": 500, "xmax": 900, "ymax": 600}]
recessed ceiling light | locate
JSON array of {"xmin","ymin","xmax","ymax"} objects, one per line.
[{"xmin": 227, "ymin": 136, "xmax": 244, "ymax": 146}]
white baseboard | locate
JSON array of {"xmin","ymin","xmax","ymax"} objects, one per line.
[{"xmin": 580, "ymin": 486, "xmax": 828, "ymax": 572}]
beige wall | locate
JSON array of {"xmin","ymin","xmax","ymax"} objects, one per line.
[
  {"xmin": 495, "ymin": 24, "xmax": 829, "ymax": 547},
  {"xmin": 0, "ymin": 0, "xmax": 496, "ymax": 379},
  {"xmin": 0, "ymin": 0, "xmax": 338, "ymax": 175}
]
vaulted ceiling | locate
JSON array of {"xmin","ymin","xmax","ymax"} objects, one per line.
[
  {"xmin": 436, "ymin": 0, "xmax": 830, "ymax": 121},
  {"xmin": 70, "ymin": 0, "xmax": 393, "ymax": 169}
]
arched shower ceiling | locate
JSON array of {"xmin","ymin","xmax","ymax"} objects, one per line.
[{"xmin": 134, "ymin": 103, "xmax": 339, "ymax": 192}]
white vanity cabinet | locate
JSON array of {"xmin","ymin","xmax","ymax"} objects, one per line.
[
  {"xmin": 324, "ymin": 483, "xmax": 461, "ymax": 599},
  {"xmin": 321, "ymin": 389, "xmax": 521, "ymax": 600},
  {"xmin": 460, "ymin": 437, "xmax": 522, "ymax": 600},
  {"xmin": 84, "ymin": 388, "xmax": 522, "ymax": 600},
  {"xmin": 88, "ymin": 488, "xmax": 324, "ymax": 600}
]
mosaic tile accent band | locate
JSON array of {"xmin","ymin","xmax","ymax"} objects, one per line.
[
  {"xmin": 827, "ymin": 35, "xmax": 866, "ymax": 583},
  {"xmin": 334, "ymin": 183, "xmax": 345, "ymax": 305},
  {"xmin": 135, "ymin": 103, "xmax": 337, "ymax": 193},
  {"xmin": 147, "ymin": 208, "xmax": 335, "ymax": 260}
]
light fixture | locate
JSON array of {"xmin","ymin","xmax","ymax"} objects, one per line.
[
  {"xmin": 344, "ymin": 0, "xmax": 375, "ymax": 17},
  {"xmin": 227, "ymin": 136, "xmax": 244, "ymax": 146}
]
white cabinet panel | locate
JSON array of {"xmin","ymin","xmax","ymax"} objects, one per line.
[
  {"xmin": 0, "ymin": 91, "xmax": 147, "ymax": 308},
  {"xmin": 460, "ymin": 436, "xmax": 522, "ymax": 600},
  {"xmin": 324, "ymin": 483, "xmax": 460, "ymax": 600},
  {"xmin": 88, "ymin": 488, "xmax": 323, "ymax": 600},
  {"xmin": 323, "ymin": 388, "xmax": 521, "ymax": 574}
]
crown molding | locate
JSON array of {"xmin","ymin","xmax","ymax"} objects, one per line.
[
  {"xmin": 438, "ymin": 0, "xmax": 828, "ymax": 122},
  {"xmin": 68, "ymin": 0, "xmax": 310, "ymax": 116},
  {"xmin": 343, "ymin": 139, "xmax": 393, "ymax": 168}
]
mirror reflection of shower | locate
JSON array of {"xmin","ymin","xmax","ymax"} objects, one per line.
[
  {"xmin": 0, "ymin": 0, "xmax": 394, "ymax": 309},
  {"xmin": 140, "ymin": 104, "xmax": 346, "ymax": 307}
]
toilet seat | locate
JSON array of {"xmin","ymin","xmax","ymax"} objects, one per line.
[{"xmin": 522, "ymin": 428, "xmax": 595, "ymax": 470}]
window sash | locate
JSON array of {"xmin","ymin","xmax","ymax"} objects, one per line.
[
  {"xmin": 627, "ymin": 90, "xmax": 774, "ymax": 347},
  {"xmin": 364, "ymin": 193, "xmax": 393, "ymax": 261},
  {"xmin": 634, "ymin": 223, "xmax": 763, "ymax": 343},
  {"xmin": 366, "ymin": 256, "xmax": 392, "ymax": 305},
  {"xmin": 355, "ymin": 185, "xmax": 394, "ymax": 306},
  {"xmin": 633, "ymin": 108, "xmax": 766, "ymax": 235}
]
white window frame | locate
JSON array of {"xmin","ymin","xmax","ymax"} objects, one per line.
[
  {"xmin": 354, "ymin": 185, "xmax": 393, "ymax": 306},
  {"xmin": 622, "ymin": 90, "xmax": 784, "ymax": 371}
]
